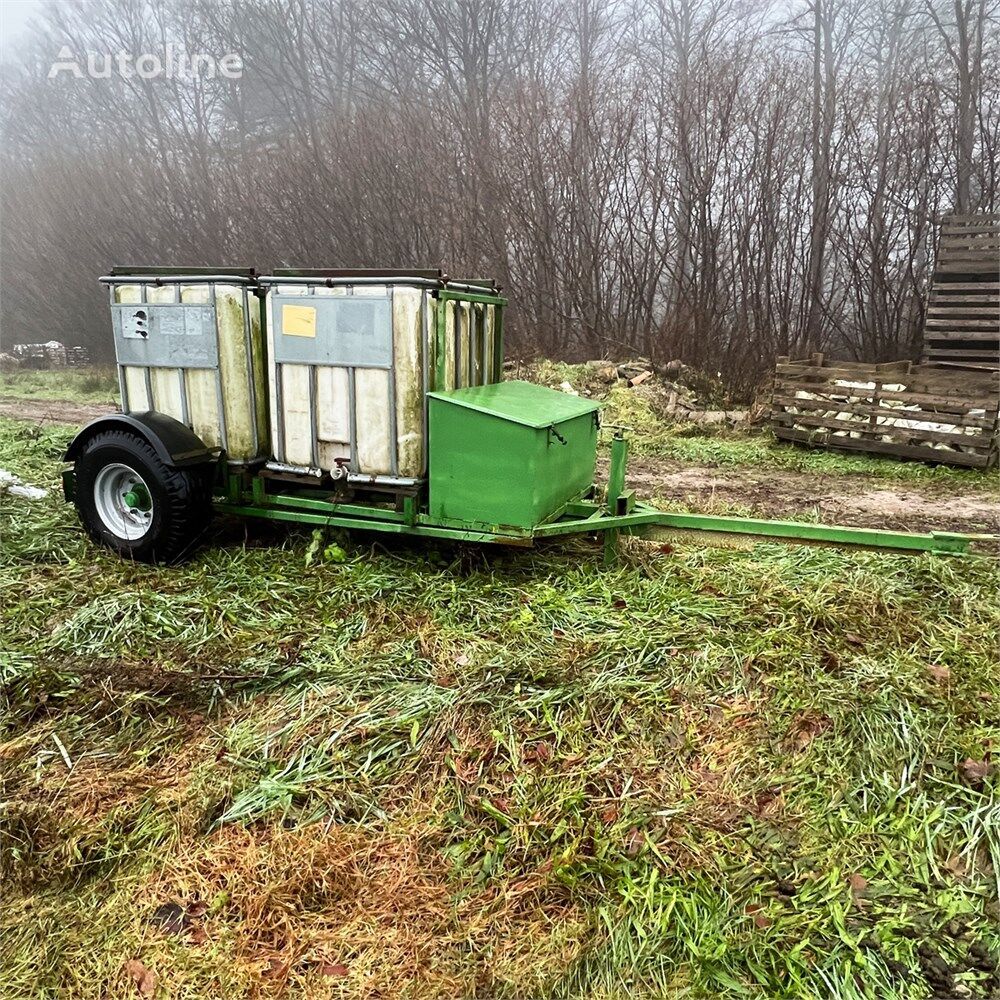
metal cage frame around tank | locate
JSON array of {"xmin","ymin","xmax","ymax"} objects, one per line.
[
  {"xmin": 99, "ymin": 267, "xmax": 264, "ymax": 464},
  {"xmin": 258, "ymin": 270, "xmax": 507, "ymax": 488}
]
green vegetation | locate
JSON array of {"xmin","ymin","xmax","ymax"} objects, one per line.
[
  {"xmin": 2, "ymin": 416, "xmax": 999, "ymax": 999},
  {"xmin": 634, "ymin": 430, "xmax": 998, "ymax": 488},
  {"xmin": 528, "ymin": 360, "xmax": 731, "ymax": 410},
  {"xmin": 1, "ymin": 365, "xmax": 994, "ymax": 492},
  {"xmin": 0, "ymin": 366, "xmax": 120, "ymax": 405}
]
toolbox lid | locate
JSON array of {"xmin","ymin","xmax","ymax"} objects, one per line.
[{"xmin": 428, "ymin": 380, "xmax": 599, "ymax": 429}]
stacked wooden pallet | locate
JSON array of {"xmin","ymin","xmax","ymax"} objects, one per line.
[
  {"xmin": 922, "ymin": 214, "xmax": 1000, "ymax": 371},
  {"xmin": 771, "ymin": 356, "xmax": 999, "ymax": 468}
]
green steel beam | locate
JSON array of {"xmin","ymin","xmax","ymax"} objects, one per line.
[
  {"xmin": 534, "ymin": 502, "xmax": 979, "ymax": 554},
  {"xmin": 213, "ymin": 500, "xmax": 533, "ymax": 545},
  {"xmin": 607, "ymin": 434, "xmax": 628, "ymax": 511},
  {"xmin": 247, "ymin": 491, "xmax": 407, "ymax": 523},
  {"xmin": 404, "ymin": 495, "xmax": 418, "ymax": 526},
  {"xmin": 493, "ymin": 305, "xmax": 505, "ymax": 382},
  {"xmin": 215, "ymin": 485, "xmax": 986, "ymax": 556},
  {"xmin": 532, "ymin": 506, "xmax": 664, "ymax": 537},
  {"xmin": 216, "ymin": 484, "xmax": 536, "ymax": 541},
  {"xmin": 640, "ymin": 508, "xmax": 978, "ymax": 554},
  {"xmin": 437, "ymin": 290, "xmax": 508, "ymax": 307}
]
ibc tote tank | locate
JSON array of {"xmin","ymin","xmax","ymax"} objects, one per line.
[
  {"xmin": 105, "ymin": 268, "xmax": 268, "ymax": 463},
  {"xmin": 261, "ymin": 269, "xmax": 502, "ymax": 484}
]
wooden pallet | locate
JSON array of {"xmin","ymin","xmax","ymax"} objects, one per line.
[
  {"xmin": 922, "ymin": 214, "xmax": 1000, "ymax": 371},
  {"xmin": 771, "ymin": 355, "xmax": 1000, "ymax": 468}
]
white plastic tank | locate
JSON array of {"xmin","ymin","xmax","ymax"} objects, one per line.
[
  {"xmin": 262, "ymin": 270, "xmax": 502, "ymax": 483},
  {"xmin": 106, "ymin": 270, "xmax": 268, "ymax": 464}
]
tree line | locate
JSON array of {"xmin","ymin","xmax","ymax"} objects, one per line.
[{"xmin": 1, "ymin": 0, "xmax": 997, "ymax": 392}]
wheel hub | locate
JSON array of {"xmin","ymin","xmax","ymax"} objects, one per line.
[
  {"xmin": 123, "ymin": 484, "xmax": 151, "ymax": 511},
  {"xmin": 93, "ymin": 463, "xmax": 154, "ymax": 540}
]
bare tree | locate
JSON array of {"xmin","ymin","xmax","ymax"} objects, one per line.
[
  {"xmin": 923, "ymin": 0, "xmax": 997, "ymax": 211},
  {"xmin": 1, "ymin": 0, "xmax": 997, "ymax": 392}
]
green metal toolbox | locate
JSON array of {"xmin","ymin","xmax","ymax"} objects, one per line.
[{"xmin": 427, "ymin": 381, "xmax": 600, "ymax": 530}]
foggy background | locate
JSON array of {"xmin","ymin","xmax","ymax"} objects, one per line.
[{"xmin": 1, "ymin": 0, "xmax": 997, "ymax": 392}]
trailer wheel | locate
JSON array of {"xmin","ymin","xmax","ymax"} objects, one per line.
[{"xmin": 74, "ymin": 429, "xmax": 212, "ymax": 563}]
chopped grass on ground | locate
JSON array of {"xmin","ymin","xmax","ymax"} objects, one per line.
[{"xmin": 1, "ymin": 416, "xmax": 999, "ymax": 998}]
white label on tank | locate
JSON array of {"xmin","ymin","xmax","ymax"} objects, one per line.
[
  {"xmin": 157, "ymin": 310, "xmax": 186, "ymax": 336},
  {"xmin": 184, "ymin": 309, "xmax": 208, "ymax": 336},
  {"xmin": 122, "ymin": 308, "xmax": 149, "ymax": 339}
]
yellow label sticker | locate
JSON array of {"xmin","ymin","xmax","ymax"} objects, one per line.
[{"xmin": 282, "ymin": 304, "xmax": 317, "ymax": 338}]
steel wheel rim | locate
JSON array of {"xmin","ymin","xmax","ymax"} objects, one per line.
[{"xmin": 93, "ymin": 463, "xmax": 153, "ymax": 540}]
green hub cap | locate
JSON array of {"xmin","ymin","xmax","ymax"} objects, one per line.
[{"xmin": 123, "ymin": 484, "xmax": 152, "ymax": 511}]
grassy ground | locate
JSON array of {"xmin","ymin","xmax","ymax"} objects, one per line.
[
  {"xmin": 2, "ymin": 416, "xmax": 999, "ymax": 999},
  {"xmin": 0, "ymin": 366, "xmax": 120, "ymax": 405}
]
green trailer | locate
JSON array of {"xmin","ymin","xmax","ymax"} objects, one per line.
[{"xmin": 61, "ymin": 267, "xmax": 992, "ymax": 562}]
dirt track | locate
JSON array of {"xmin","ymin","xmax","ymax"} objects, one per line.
[
  {"xmin": 0, "ymin": 398, "xmax": 116, "ymax": 425},
  {"xmin": 4, "ymin": 395, "xmax": 998, "ymax": 538},
  {"xmin": 619, "ymin": 457, "xmax": 1000, "ymax": 536}
]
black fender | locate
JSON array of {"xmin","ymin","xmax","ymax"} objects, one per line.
[{"xmin": 64, "ymin": 412, "xmax": 218, "ymax": 468}]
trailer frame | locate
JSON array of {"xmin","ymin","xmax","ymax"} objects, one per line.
[{"xmin": 208, "ymin": 432, "xmax": 987, "ymax": 557}]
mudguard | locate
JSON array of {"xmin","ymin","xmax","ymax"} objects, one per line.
[{"xmin": 63, "ymin": 412, "xmax": 218, "ymax": 468}]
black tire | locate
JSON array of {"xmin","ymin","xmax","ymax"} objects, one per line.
[{"xmin": 74, "ymin": 429, "xmax": 213, "ymax": 564}]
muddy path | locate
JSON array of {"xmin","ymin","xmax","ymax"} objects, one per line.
[
  {"xmin": 615, "ymin": 456, "xmax": 1000, "ymax": 536},
  {"xmin": 0, "ymin": 398, "xmax": 116, "ymax": 425}
]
